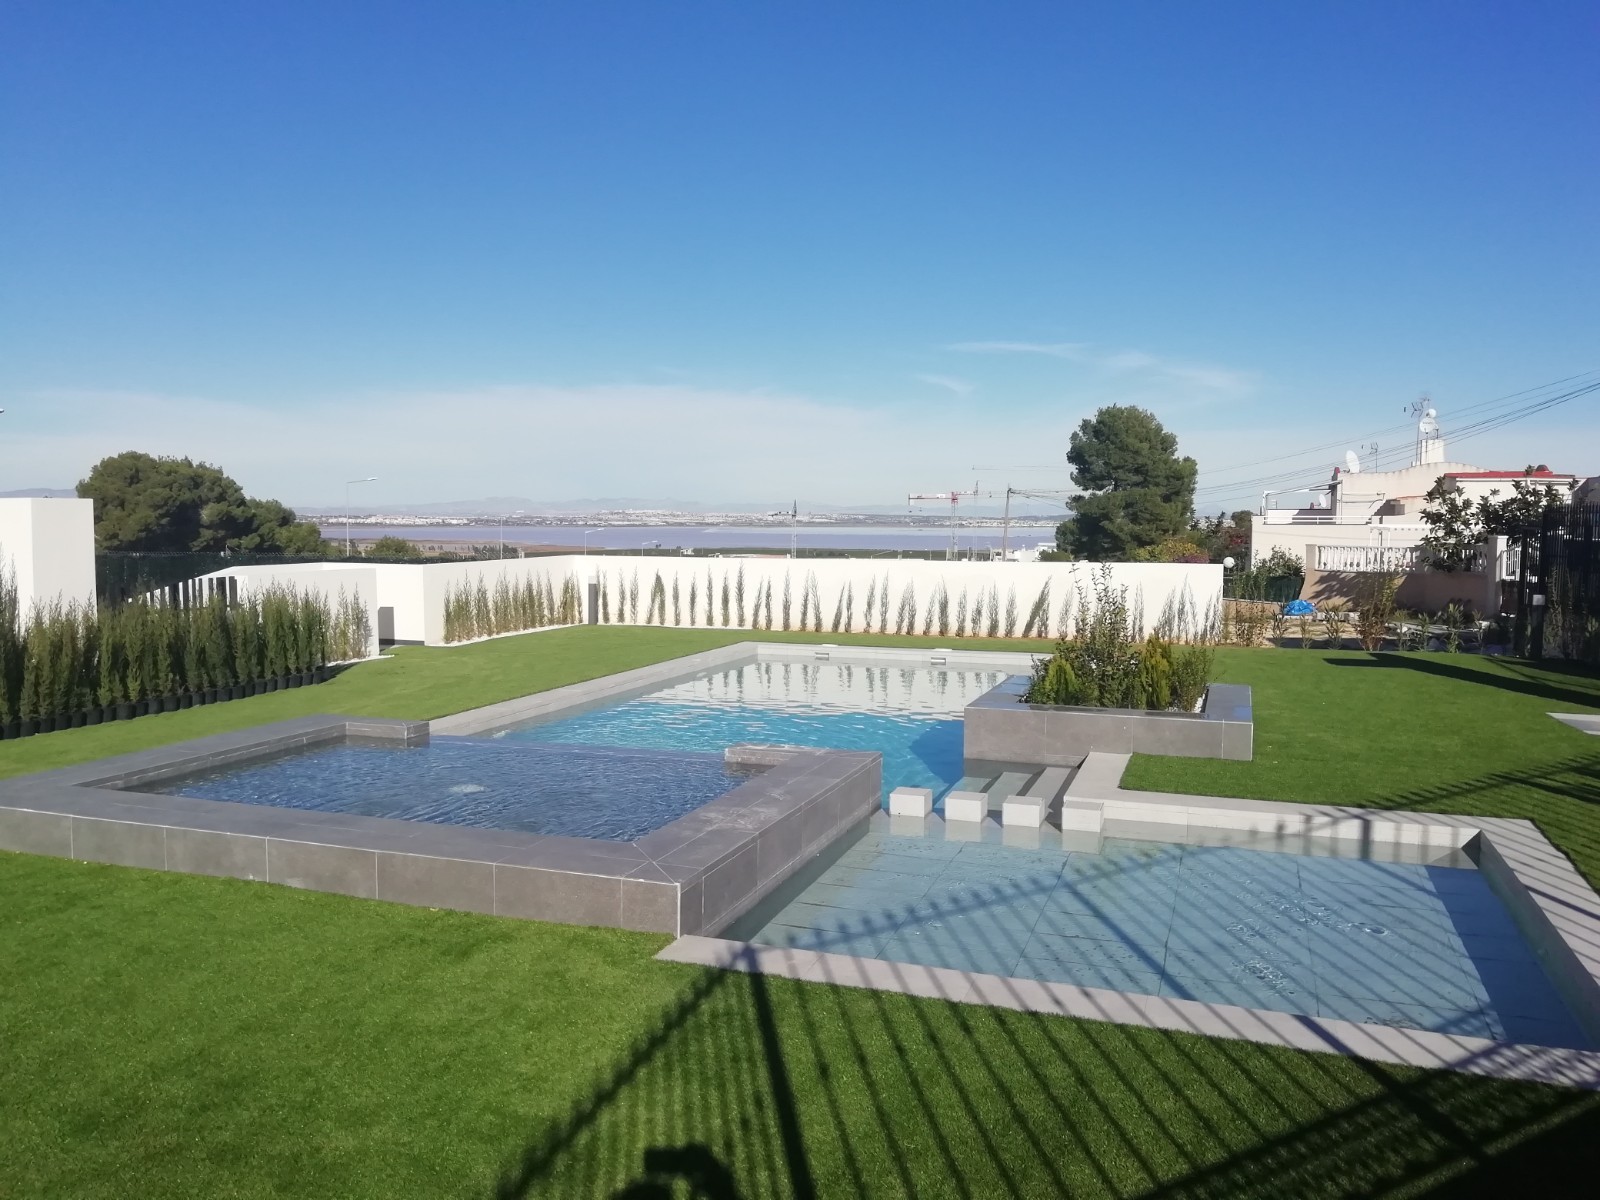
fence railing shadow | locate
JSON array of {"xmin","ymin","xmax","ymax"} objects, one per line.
[{"xmin": 493, "ymin": 842, "xmax": 1600, "ymax": 1198}]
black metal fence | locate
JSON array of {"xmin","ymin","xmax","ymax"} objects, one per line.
[
  {"xmin": 1222, "ymin": 571, "xmax": 1303, "ymax": 603},
  {"xmin": 96, "ymin": 552, "xmax": 326, "ymax": 606},
  {"xmin": 1520, "ymin": 502, "xmax": 1600, "ymax": 664}
]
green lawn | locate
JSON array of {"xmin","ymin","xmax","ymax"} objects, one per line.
[
  {"xmin": 4, "ymin": 629, "xmax": 1600, "ymax": 1197},
  {"xmin": 1124, "ymin": 649, "xmax": 1600, "ymax": 884}
]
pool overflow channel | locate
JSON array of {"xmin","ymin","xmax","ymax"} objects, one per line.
[{"xmin": 2, "ymin": 642, "xmax": 1599, "ymax": 1080}]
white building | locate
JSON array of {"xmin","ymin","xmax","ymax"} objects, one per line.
[
  {"xmin": 1251, "ymin": 408, "xmax": 1578, "ymax": 572},
  {"xmin": 0, "ymin": 497, "xmax": 97, "ymax": 619}
]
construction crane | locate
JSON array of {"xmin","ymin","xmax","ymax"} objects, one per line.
[{"xmin": 906, "ymin": 484, "xmax": 982, "ymax": 561}]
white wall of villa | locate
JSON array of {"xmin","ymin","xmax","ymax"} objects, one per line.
[
  {"xmin": 195, "ymin": 554, "xmax": 1222, "ymax": 647},
  {"xmin": 0, "ymin": 497, "xmax": 97, "ymax": 620}
]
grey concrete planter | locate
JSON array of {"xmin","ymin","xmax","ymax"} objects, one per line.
[{"xmin": 964, "ymin": 676, "xmax": 1253, "ymax": 767}]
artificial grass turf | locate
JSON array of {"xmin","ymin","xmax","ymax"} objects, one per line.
[
  {"xmin": 1122, "ymin": 649, "xmax": 1600, "ymax": 883},
  {"xmin": 3, "ymin": 851, "xmax": 1597, "ymax": 1200},
  {"xmin": 7, "ymin": 630, "xmax": 1600, "ymax": 1196}
]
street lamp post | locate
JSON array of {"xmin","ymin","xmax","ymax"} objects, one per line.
[
  {"xmin": 582, "ymin": 528, "xmax": 604, "ymax": 554},
  {"xmin": 640, "ymin": 539, "xmax": 661, "ymax": 556},
  {"xmin": 498, "ymin": 510, "xmax": 524, "ymax": 559},
  {"xmin": 344, "ymin": 477, "xmax": 377, "ymax": 557}
]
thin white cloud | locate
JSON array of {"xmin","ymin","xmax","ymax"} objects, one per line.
[
  {"xmin": 948, "ymin": 340, "xmax": 1256, "ymax": 394},
  {"xmin": 914, "ymin": 373, "xmax": 975, "ymax": 397},
  {"xmin": 1, "ymin": 385, "xmax": 1081, "ymax": 506},
  {"xmin": 946, "ymin": 341, "xmax": 1090, "ymax": 359}
]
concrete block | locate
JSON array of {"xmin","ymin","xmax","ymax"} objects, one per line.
[
  {"xmin": 888, "ymin": 787, "xmax": 933, "ymax": 818},
  {"xmin": 1002, "ymin": 796, "xmax": 1047, "ymax": 828},
  {"xmin": 943, "ymin": 790, "xmax": 988, "ymax": 822},
  {"xmin": 1059, "ymin": 799, "xmax": 1104, "ymax": 833}
]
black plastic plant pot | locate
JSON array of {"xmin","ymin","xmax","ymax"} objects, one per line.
[
  {"xmin": 232, "ymin": 684, "xmax": 246, "ymax": 701},
  {"xmin": 17, "ymin": 719, "xmax": 35, "ymax": 737},
  {"xmin": 86, "ymin": 707, "xmax": 103, "ymax": 726},
  {"xmin": 71, "ymin": 710, "xmax": 87, "ymax": 728},
  {"xmin": 117, "ymin": 702, "xmax": 135, "ymax": 720},
  {"xmin": 178, "ymin": 693, "xmax": 193, "ymax": 710},
  {"xmin": 162, "ymin": 696, "xmax": 179, "ymax": 713},
  {"xmin": 287, "ymin": 674, "xmax": 302, "ymax": 689},
  {"xmin": 0, "ymin": 720, "xmax": 15, "ymax": 740},
  {"xmin": 39, "ymin": 715, "xmax": 57, "ymax": 734},
  {"xmin": 203, "ymin": 687, "xmax": 218, "ymax": 705}
]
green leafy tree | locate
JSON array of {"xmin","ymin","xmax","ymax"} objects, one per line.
[
  {"xmin": 1421, "ymin": 469, "xmax": 1567, "ymax": 572},
  {"xmin": 78, "ymin": 452, "xmax": 324, "ymax": 553},
  {"xmin": 366, "ymin": 535, "xmax": 422, "ymax": 559},
  {"xmin": 1055, "ymin": 406, "xmax": 1197, "ymax": 560}
]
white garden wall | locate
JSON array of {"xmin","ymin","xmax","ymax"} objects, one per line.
[
  {"xmin": 200, "ymin": 563, "xmax": 381, "ymax": 660},
  {"xmin": 574, "ymin": 558, "xmax": 1220, "ymax": 642},
  {"xmin": 194, "ymin": 556, "xmax": 1221, "ymax": 648}
]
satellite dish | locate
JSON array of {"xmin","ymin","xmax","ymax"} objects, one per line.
[{"xmin": 1345, "ymin": 450, "xmax": 1361, "ymax": 474}]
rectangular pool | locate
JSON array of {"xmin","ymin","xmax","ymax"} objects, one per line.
[
  {"xmin": 724, "ymin": 816, "xmax": 1594, "ymax": 1051},
  {"xmin": 499, "ymin": 659, "xmax": 1004, "ymax": 801}
]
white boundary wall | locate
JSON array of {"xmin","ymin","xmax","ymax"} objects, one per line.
[
  {"xmin": 201, "ymin": 562, "xmax": 381, "ymax": 659},
  {"xmin": 0, "ymin": 497, "xmax": 97, "ymax": 619},
  {"xmin": 197, "ymin": 556, "xmax": 1220, "ymax": 648}
]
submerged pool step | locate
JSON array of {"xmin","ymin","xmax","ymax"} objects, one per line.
[
  {"xmin": 944, "ymin": 770, "xmax": 1034, "ymax": 822},
  {"xmin": 1002, "ymin": 766, "xmax": 1072, "ymax": 829}
]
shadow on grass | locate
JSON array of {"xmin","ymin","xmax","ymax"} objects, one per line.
[
  {"xmin": 492, "ymin": 862, "xmax": 1600, "ymax": 1198},
  {"xmin": 1325, "ymin": 653, "xmax": 1600, "ymax": 712}
]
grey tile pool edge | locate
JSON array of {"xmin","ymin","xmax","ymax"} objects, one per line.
[
  {"xmin": 0, "ymin": 714, "xmax": 882, "ymax": 938},
  {"xmin": 653, "ymin": 935, "xmax": 1600, "ymax": 1090}
]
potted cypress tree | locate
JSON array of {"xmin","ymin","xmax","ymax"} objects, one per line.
[
  {"xmin": 157, "ymin": 606, "xmax": 180, "ymax": 712},
  {"xmin": 20, "ymin": 618, "xmax": 45, "ymax": 735},
  {"xmin": 179, "ymin": 610, "xmax": 203, "ymax": 707},
  {"xmin": 230, "ymin": 598, "xmax": 253, "ymax": 698},
  {"xmin": 97, "ymin": 606, "xmax": 123, "ymax": 722}
]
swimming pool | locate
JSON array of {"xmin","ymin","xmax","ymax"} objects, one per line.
[
  {"xmin": 723, "ymin": 816, "xmax": 1593, "ymax": 1050},
  {"xmin": 501, "ymin": 659, "xmax": 1004, "ymax": 800},
  {"xmin": 141, "ymin": 739, "xmax": 749, "ymax": 841}
]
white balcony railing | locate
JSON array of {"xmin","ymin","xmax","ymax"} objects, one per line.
[{"xmin": 1315, "ymin": 544, "xmax": 1425, "ymax": 572}]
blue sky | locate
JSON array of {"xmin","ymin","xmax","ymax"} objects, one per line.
[{"xmin": 2, "ymin": 1, "xmax": 1596, "ymax": 512}]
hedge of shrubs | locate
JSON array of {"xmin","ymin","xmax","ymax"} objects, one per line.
[
  {"xmin": 0, "ymin": 574, "xmax": 372, "ymax": 740},
  {"xmin": 442, "ymin": 574, "xmax": 581, "ymax": 644}
]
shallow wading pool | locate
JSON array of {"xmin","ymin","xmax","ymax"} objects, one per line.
[{"xmin": 724, "ymin": 815, "xmax": 1595, "ymax": 1051}]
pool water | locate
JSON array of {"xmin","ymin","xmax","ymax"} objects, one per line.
[
  {"xmin": 725, "ymin": 817, "xmax": 1593, "ymax": 1050},
  {"xmin": 144, "ymin": 739, "xmax": 747, "ymax": 841},
  {"xmin": 503, "ymin": 661, "xmax": 1003, "ymax": 801}
]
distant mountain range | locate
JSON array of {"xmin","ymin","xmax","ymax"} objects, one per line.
[{"xmin": 0, "ymin": 488, "xmax": 77, "ymax": 499}]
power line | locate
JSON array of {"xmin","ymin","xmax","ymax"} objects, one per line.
[
  {"xmin": 1193, "ymin": 377, "xmax": 1600, "ymax": 501},
  {"xmin": 1193, "ymin": 369, "xmax": 1599, "ymax": 487}
]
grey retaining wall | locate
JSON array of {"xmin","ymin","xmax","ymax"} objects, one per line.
[{"xmin": 965, "ymin": 677, "xmax": 1253, "ymax": 767}]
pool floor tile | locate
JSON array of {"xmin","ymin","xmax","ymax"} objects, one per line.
[
  {"xmin": 1012, "ymin": 954, "xmax": 1164, "ymax": 995},
  {"xmin": 1160, "ymin": 971, "xmax": 1312, "ymax": 1015}
]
